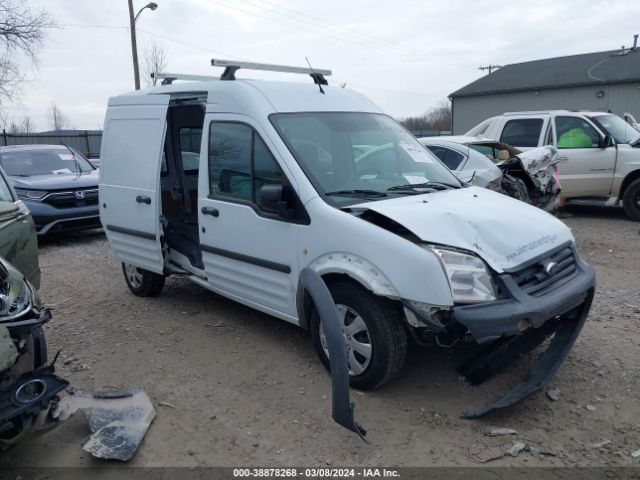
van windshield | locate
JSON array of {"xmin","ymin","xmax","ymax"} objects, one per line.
[{"xmin": 270, "ymin": 112, "xmax": 461, "ymax": 205}]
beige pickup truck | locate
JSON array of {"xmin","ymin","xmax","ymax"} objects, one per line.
[{"xmin": 467, "ymin": 110, "xmax": 640, "ymax": 220}]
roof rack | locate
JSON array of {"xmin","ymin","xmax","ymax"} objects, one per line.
[
  {"xmin": 211, "ymin": 59, "xmax": 331, "ymax": 85},
  {"xmin": 151, "ymin": 72, "xmax": 218, "ymax": 85}
]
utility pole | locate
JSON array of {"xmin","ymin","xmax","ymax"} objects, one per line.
[
  {"xmin": 478, "ymin": 64, "xmax": 502, "ymax": 74},
  {"xmin": 128, "ymin": 0, "xmax": 140, "ymax": 90},
  {"xmin": 128, "ymin": 1, "xmax": 159, "ymax": 90}
]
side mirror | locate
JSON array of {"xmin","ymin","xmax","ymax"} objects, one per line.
[
  {"xmin": 600, "ymin": 134, "xmax": 615, "ymax": 148},
  {"xmin": 259, "ymin": 184, "xmax": 294, "ymax": 219}
]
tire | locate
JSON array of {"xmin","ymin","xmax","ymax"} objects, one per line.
[
  {"xmin": 122, "ymin": 263, "xmax": 165, "ymax": 297},
  {"xmin": 622, "ymin": 178, "xmax": 640, "ymax": 221},
  {"xmin": 310, "ymin": 281, "xmax": 408, "ymax": 390}
]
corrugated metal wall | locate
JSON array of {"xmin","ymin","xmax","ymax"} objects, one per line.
[
  {"xmin": 451, "ymin": 83, "xmax": 640, "ymax": 134},
  {"xmin": 0, "ymin": 130, "xmax": 102, "ymax": 158}
]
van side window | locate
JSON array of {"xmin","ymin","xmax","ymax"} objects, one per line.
[
  {"xmin": 208, "ymin": 122, "xmax": 283, "ymax": 209},
  {"xmin": 499, "ymin": 119, "xmax": 543, "ymax": 147},
  {"xmin": 554, "ymin": 116, "xmax": 600, "ymax": 148},
  {"xmin": 179, "ymin": 127, "xmax": 202, "ymax": 174}
]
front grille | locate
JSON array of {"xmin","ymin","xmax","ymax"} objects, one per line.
[
  {"xmin": 42, "ymin": 189, "xmax": 99, "ymax": 207},
  {"xmin": 512, "ymin": 247, "xmax": 577, "ymax": 297}
]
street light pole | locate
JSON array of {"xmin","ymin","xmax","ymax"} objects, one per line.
[{"xmin": 128, "ymin": 1, "xmax": 158, "ymax": 90}]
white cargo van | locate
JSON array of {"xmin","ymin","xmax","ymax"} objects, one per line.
[{"xmin": 99, "ymin": 61, "xmax": 595, "ymax": 403}]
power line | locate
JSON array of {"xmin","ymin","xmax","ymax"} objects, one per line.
[
  {"xmin": 235, "ymin": 0, "xmax": 426, "ymax": 57},
  {"xmin": 203, "ymin": 0, "xmax": 429, "ymax": 58},
  {"xmin": 50, "ymin": 24, "xmax": 433, "ymax": 100},
  {"xmin": 53, "ymin": 24, "xmax": 242, "ymax": 58}
]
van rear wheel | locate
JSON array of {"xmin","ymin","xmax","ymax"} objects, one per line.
[
  {"xmin": 310, "ymin": 281, "xmax": 408, "ymax": 390},
  {"xmin": 622, "ymin": 178, "xmax": 640, "ymax": 221},
  {"xmin": 122, "ymin": 263, "xmax": 165, "ymax": 297}
]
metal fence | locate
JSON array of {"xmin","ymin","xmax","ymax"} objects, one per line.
[
  {"xmin": 409, "ymin": 130, "xmax": 451, "ymax": 138},
  {"xmin": 0, "ymin": 130, "xmax": 103, "ymax": 158}
]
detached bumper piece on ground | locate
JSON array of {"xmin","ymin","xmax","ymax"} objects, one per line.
[{"xmin": 54, "ymin": 387, "xmax": 156, "ymax": 461}]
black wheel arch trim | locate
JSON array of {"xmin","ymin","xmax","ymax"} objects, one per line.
[{"xmin": 298, "ymin": 267, "xmax": 366, "ymax": 439}]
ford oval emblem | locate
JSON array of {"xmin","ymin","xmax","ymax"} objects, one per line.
[{"xmin": 544, "ymin": 261, "xmax": 559, "ymax": 276}]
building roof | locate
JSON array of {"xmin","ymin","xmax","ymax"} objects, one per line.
[{"xmin": 450, "ymin": 48, "xmax": 640, "ymax": 98}]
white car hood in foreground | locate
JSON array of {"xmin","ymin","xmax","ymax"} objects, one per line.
[{"xmin": 357, "ymin": 186, "xmax": 574, "ymax": 272}]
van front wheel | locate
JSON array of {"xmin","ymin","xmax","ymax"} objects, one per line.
[
  {"xmin": 622, "ymin": 177, "xmax": 640, "ymax": 221},
  {"xmin": 310, "ymin": 281, "xmax": 408, "ymax": 390},
  {"xmin": 122, "ymin": 263, "xmax": 165, "ymax": 297}
]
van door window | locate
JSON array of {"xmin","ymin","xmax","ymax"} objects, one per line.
[
  {"xmin": 555, "ymin": 116, "xmax": 600, "ymax": 148},
  {"xmin": 499, "ymin": 119, "xmax": 543, "ymax": 147},
  {"xmin": 209, "ymin": 122, "xmax": 284, "ymax": 210},
  {"xmin": 179, "ymin": 127, "xmax": 202, "ymax": 174}
]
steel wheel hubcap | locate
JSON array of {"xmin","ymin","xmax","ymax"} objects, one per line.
[
  {"xmin": 124, "ymin": 263, "xmax": 143, "ymax": 288},
  {"xmin": 319, "ymin": 304, "xmax": 372, "ymax": 375}
]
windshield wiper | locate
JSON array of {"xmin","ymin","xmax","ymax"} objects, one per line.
[
  {"xmin": 59, "ymin": 141, "xmax": 83, "ymax": 177},
  {"xmin": 387, "ymin": 181, "xmax": 457, "ymax": 192},
  {"xmin": 325, "ymin": 189, "xmax": 388, "ymax": 198}
]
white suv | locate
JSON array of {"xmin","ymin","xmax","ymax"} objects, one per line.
[
  {"xmin": 99, "ymin": 61, "xmax": 595, "ymax": 413},
  {"xmin": 467, "ymin": 110, "xmax": 640, "ymax": 220}
]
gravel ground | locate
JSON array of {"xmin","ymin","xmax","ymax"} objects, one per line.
[{"xmin": 1, "ymin": 206, "xmax": 639, "ymax": 467}]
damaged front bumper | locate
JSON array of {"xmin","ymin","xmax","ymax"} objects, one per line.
[
  {"xmin": 409, "ymin": 247, "xmax": 595, "ymax": 417},
  {"xmin": 453, "ymin": 250, "xmax": 595, "ymax": 417},
  {"xmin": 0, "ymin": 307, "xmax": 69, "ymax": 451},
  {"xmin": 453, "ymin": 251, "xmax": 595, "ymax": 344}
]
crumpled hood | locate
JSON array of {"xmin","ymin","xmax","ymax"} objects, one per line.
[
  {"xmin": 10, "ymin": 170, "xmax": 99, "ymax": 191},
  {"xmin": 512, "ymin": 146, "xmax": 559, "ymax": 175},
  {"xmin": 356, "ymin": 186, "xmax": 574, "ymax": 272}
]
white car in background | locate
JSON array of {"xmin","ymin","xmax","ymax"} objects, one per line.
[{"xmin": 419, "ymin": 136, "xmax": 562, "ymax": 212}]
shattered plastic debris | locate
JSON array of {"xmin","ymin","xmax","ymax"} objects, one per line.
[
  {"xmin": 506, "ymin": 442, "xmax": 526, "ymax": 457},
  {"xmin": 55, "ymin": 387, "xmax": 156, "ymax": 461},
  {"xmin": 486, "ymin": 427, "xmax": 518, "ymax": 437}
]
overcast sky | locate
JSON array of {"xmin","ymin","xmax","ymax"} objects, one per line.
[{"xmin": 4, "ymin": 0, "xmax": 639, "ymax": 130}]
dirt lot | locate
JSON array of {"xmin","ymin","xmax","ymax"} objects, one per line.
[{"xmin": 1, "ymin": 206, "xmax": 639, "ymax": 468}]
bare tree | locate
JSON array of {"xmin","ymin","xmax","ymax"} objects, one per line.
[
  {"xmin": 400, "ymin": 100, "xmax": 452, "ymax": 133},
  {"xmin": 0, "ymin": 1, "xmax": 52, "ymax": 106},
  {"xmin": 7, "ymin": 114, "xmax": 34, "ymax": 132},
  {"xmin": 49, "ymin": 102, "xmax": 70, "ymax": 131},
  {"xmin": 142, "ymin": 40, "xmax": 168, "ymax": 87}
]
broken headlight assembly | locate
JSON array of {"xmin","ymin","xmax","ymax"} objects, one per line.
[{"xmin": 428, "ymin": 246, "xmax": 497, "ymax": 304}]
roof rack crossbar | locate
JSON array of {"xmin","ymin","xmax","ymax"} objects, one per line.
[
  {"xmin": 211, "ymin": 59, "xmax": 331, "ymax": 85},
  {"xmin": 151, "ymin": 72, "xmax": 218, "ymax": 85}
]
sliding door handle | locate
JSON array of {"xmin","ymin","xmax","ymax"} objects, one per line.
[
  {"xmin": 136, "ymin": 195, "xmax": 151, "ymax": 205},
  {"xmin": 201, "ymin": 206, "xmax": 220, "ymax": 217}
]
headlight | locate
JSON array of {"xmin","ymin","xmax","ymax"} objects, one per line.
[
  {"xmin": 429, "ymin": 246, "xmax": 496, "ymax": 304},
  {"xmin": 14, "ymin": 189, "xmax": 48, "ymax": 200}
]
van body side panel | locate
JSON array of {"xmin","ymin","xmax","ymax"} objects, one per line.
[
  {"xmin": 198, "ymin": 113, "xmax": 300, "ymax": 318},
  {"xmin": 99, "ymin": 96, "xmax": 170, "ymax": 273}
]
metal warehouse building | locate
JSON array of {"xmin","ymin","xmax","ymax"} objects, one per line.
[{"xmin": 449, "ymin": 44, "xmax": 640, "ymax": 134}]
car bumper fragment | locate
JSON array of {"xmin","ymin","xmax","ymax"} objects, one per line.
[
  {"xmin": 461, "ymin": 296, "xmax": 590, "ymax": 418},
  {"xmin": 299, "ymin": 268, "xmax": 366, "ymax": 439},
  {"xmin": 450, "ymin": 255, "xmax": 595, "ymax": 418}
]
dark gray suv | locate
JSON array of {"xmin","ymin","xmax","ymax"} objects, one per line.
[{"xmin": 0, "ymin": 145, "xmax": 100, "ymax": 235}]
